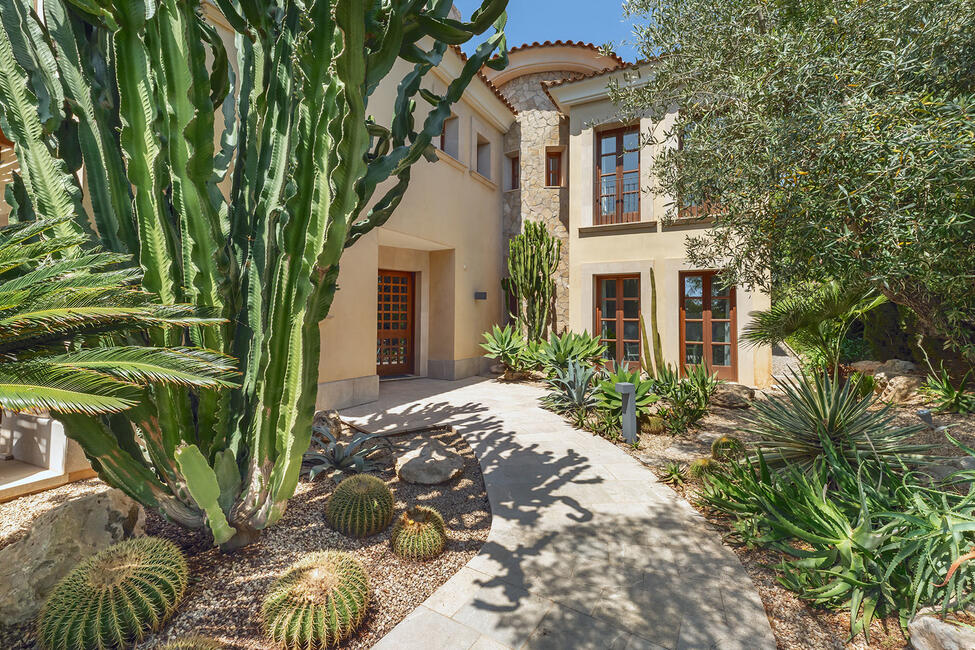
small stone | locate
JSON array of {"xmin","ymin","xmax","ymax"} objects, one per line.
[
  {"xmin": 0, "ymin": 487, "xmax": 145, "ymax": 625},
  {"xmin": 880, "ymin": 375, "xmax": 925, "ymax": 404},
  {"xmin": 712, "ymin": 383, "xmax": 754, "ymax": 408},
  {"xmin": 395, "ymin": 439, "xmax": 464, "ymax": 485},
  {"xmin": 908, "ymin": 608, "xmax": 975, "ymax": 650},
  {"xmin": 880, "ymin": 359, "xmax": 920, "ymax": 375},
  {"xmin": 312, "ymin": 409, "xmax": 344, "ymax": 437},
  {"xmin": 849, "ymin": 360, "xmax": 883, "ymax": 375}
]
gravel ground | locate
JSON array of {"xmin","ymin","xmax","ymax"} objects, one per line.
[{"xmin": 0, "ymin": 426, "xmax": 490, "ymax": 649}]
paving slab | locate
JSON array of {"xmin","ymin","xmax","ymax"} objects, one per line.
[{"xmin": 342, "ymin": 377, "xmax": 775, "ymax": 650}]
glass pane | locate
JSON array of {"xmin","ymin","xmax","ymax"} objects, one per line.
[
  {"xmin": 685, "ymin": 321, "xmax": 704, "ymax": 342},
  {"xmin": 601, "ymin": 320, "xmax": 617, "ymax": 340},
  {"xmin": 601, "ymin": 155, "xmax": 616, "ymax": 174},
  {"xmin": 623, "ymin": 341, "xmax": 640, "ymax": 362},
  {"xmin": 712, "ymin": 321, "xmax": 731, "ymax": 344},
  {"xmin": 685, "ymin": 343, "xmax": 704, "ymax": 365},
  {"xmin": 602, "ymin": 299, "xmax": 617, "ymax": 316},
  {"xmin": 600, "ymin": 135, "xmax": 617, "ymax": 154},
  {"xmin": 623, "ymin": 171, "xmax": 639, "ymax": 193},
  {"xmin": 623, "ymin": 278, "xmax": 639, "ymax": 298},
  {"xmin": 623, "ymin": 151, "xmax": 638, "ymax": 172},
  {"xmin": 713, "ymin": 344, "xmax": 731, "ymax": 366},
  {"xmin": 623, "ymin": 321, "xmax": 639, "ymax": 340},
  {"xmin": 712, "ymin": 297, "xmax": 730, "ymax": 320},
  {"xmin": 685, "ymin": 298, "xmax": 703, "ymax": 318},
  {"xmin": 601, "ymin": 196, "xmax": 615, "ymax": 216},
  {"xmin": 601, "ymin": 175, "xmax": 617, "ymax": 195},
  {"xmin": 622, "ymin": 193, "xmax": 639, "ymax": 214},
  {"xmin": 603, "ymin": 345, "xmax": 617, "ymax": 361},
  {"xmin": 602, "ymin": 279, "xmax": 617, "ymax": 298},
  {"xmin": 623, "ymin": 299, "xmax": 639, "ymax": 319},
  {"xmin": 684, "ymin": 275, "xmax": 703, "ymax": 297},
  {"xmin": 623, "ymin": 130, "xmax": 639, "ymax": 151},
  {"xmin": 712, "ymin": 279, "xmax": 732, "ymax": 297}
]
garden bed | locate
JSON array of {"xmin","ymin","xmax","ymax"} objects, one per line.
[{"xmin": 0, "ymin": 426, "xmax": 490, "ymax": 650}]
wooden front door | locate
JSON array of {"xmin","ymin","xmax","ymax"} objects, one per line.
[
  {"xmin": 377, "ymin": 270, "xmax": 415, "ymax": 376},
  {"xmin": 680, "ymin": 271, "xmax": 738, "ymax": 381}
]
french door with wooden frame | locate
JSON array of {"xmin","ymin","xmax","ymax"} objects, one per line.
[
  {"xmin": 377, "ymin": 270, "xmax": 415, "ymax": 376},
  {"xmin": 595, "ymin": 274, "xmax": 641, "ymax": 370},
  {"xmin": 679, "ymin": 271, "xmax": 737, "ymax": 381},
  {"xmin": 595, "ymin": 127, "xmax": 641, "ymax": 225}
]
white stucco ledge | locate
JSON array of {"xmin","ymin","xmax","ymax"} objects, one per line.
[{"xmin": 341, "ymin": 377, "xmax": 776, "ymax": 650}]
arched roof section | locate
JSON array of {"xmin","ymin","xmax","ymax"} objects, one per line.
[{"xmin": 484, "ymin": 41, "xmax": 625, "ymax": 87}]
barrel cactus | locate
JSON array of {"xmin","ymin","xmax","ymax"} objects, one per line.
[
  {"xmin": 711, "ymin": 435, "xmax": 745, "ymax": 460},
  {"xmin": 391, "ymin": 506, "xmax": 448, "ymax": 561},
  {"xmin": 263, "ymin": 551, "xmax": 370, "ymax": 648},
  {"xmin": 689, "ymin": 457, "xmax": 722, "ymax": 479},
  {"xmin": 38, "ymin": 537, "xmax": 188, "ymax": 650},
  {"xmin": 643, "ymin": 415, "xmax": 666, "ymax": 435},
  {"xmin": 326, "ymin": 474, "xmax": 394, "ymax": 538},
  {"xmin": 161, "ymin": 636, "xmax": 223, "ymax": 650}
]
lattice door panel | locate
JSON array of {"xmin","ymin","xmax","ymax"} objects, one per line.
[{"xmin": 377, "ymin": 270, "xmax": 415, "ymax": 376}]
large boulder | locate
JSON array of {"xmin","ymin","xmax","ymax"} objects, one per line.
[
  {"xmin": 880, "ymin": 359, "xmax": 921, "ymax": 375},
  {"xmin": 0, "ymin": 487, "xmax": 144, "ymax": 625},
  {"xmin": 880, "ymin": 375, "xmax": 926, "ymax": 405},
  {"xmin": 909, "ymin": 609, "xmax": 975, "ymax": 650},
  {"xmin": 396, "ymin": 439, "xmax": 464, "ymax": 485},
  {"xmin": 711, "ymin": 383, "xmax": 754, "ymax": 409},
  {"xmin": 849, "ymin": 360, "xmax": 884, "ymax": 375}
]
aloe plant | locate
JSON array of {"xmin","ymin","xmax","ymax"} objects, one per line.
[{"xmin": 0, "ymin": 0, "xmax": 508, "ymax": 549}]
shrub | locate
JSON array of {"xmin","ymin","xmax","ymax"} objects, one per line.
[
  {"xmin": 263, "ymin": 551, "xmax": 369, "ymax": 648},
  {"xmin": 38, "ymin": 537, "xmax": 188, "ymax": 650},
  {"xmin": 541, "ymin": 360, "xmax": 597, "ymax": 414},
  {"xmin": 301, "ymin": 425, "xmax": 390, "ymax": 480},
  {"xmin": 536, "ymin": 331, "xmax": 606, "ymax": 376},
  {"xmin": 848, "ymin": 371, "xmax": 877, "ymax": 399},
  {"xmin": 480, "ymin": 324, "xmax": 530, "ymax": 373},
  {"xmin": 683, "ymin": 363, "xmax": 721, "ymax": 410},
  {"xmin": 745, "ymin": 370, "xmax": 931, "ymax": 476},
  {"xmin": 711, "ymin": 435, "xmax": 744, "ymax": 461},
  {"xmin": 652, "ymin": 364, "xmax": 714, "ymax": 435},
  {"xmin": 390, "ymin": 506, "xmax": 447, "ymax": 561},
  {"xmin": 325, "ymin": 475, "xmax": 394, "ymax": 538},
  {"xmin": 922, "ymin": 364, "xmax": 975, "ymax": 414},
  {"xmin": 161, "ymin": 636, "xmax": 223, "ymax": 650},
  {"xmin": 595, "ymin": 367, "xmax": 658, "ymax": 419}
]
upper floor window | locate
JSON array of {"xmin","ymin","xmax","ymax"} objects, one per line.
[
  {"xmin": 509, "ymin": 154, "xmax": 520, "ymax": 190},
  {"xmin": 476, "ymin": 134, "xmax": 491, "ymax": 179},
  {"xmin": 439, "ymin": 116, "xmax": 459, "ymax": 159},
  {"xmin": 595, "ymin": 127, "xmax": 640, "ymax": 225},
  {"xmin": 545, "ymin": 150, "xmax": 562, "ymax": 187}
]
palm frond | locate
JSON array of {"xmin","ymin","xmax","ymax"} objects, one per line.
[
  {"xmin": 0, "ymin": 361, "xmax": 138, "ymax": 414},
  {"xmin": 43, "ymin": 346, "xmax": 240, "ymax": 389}
]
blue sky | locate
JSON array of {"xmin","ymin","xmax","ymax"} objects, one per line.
[{"xmin": 453, "ymin": 0, "xmax": 641, "ymax": 62}]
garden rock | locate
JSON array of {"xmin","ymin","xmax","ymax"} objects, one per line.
[
  {"xmin": 880, "ymin": 375, "xmax": 925, "ymax": 404},
  {"xmin": 880, "ymin": 359, "xmax": 921, "ymax": 375},
  {"xmin": 908, "ymin": 608, "xmax": 975, "ymax": 650},
  {"xmin": 849, "ymin": 360, "xmax": 884, "ymax": 375},
  {"xmin": 313, "ymin": 409, "xmax": 344, "ymax": 437},
  {"xmin": 396, "ymin": 439, "xmax": 463, "ymax": 485},
  {"xmin": 0, "ymin": 487, "xmax": 144, "ymax": 625},
  {"xmin": 712, "ymin": 383, "xmax": 754, "ymax": 408}
]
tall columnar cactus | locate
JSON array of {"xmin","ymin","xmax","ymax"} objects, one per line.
[
  {"xmin": 0, "ymin": 0, "xmax": 507, "ymax": 550},
  {"xmin": 502, "ymin": 220, "xmax": 561, "ymax": 341},
  {"xmin": 640, "ymin": 268, "xmax": 667, "ymax": 378}
]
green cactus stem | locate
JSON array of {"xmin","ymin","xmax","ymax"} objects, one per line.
[
  {"xmin": 325, "ymin": 474, "xmax": 394, "ymax": 538},
  {"xmin": 391, "ymin": 505, "xmax": 448, "ymax": 561},
  {"xmin": 502, "ymin": 220, "xmax": 562, "ymax": 341}
]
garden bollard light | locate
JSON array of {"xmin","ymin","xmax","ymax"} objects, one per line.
[{"xmin": 617, "ymin": 382, "xmax": 637, "ymax": 444}]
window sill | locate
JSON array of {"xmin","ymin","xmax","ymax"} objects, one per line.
[
  {"xmin": 470, "ymin": 169, "xmax": 498, "ymax": 190},
  {"xmin": 436, "ymin": 149, "xmax": 467, "ymax": 171},
  {"xmin": 543, "ymin": 185, "xmax": 565, "ymax": 190},
  {"xmin": 505, "ymin": 187, "xmax": 521, "ymax": 194},
  {"xmin": 661, "ymin": 216, "xmax": 715, "ymax": 231},
  {"xmin": 579, "ymin": 221, "xmax": 658, "ymax": 237}
]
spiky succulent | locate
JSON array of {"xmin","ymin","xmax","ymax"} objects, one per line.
[
  {"xmin": 38, "ymin": 537, "xmax": 188, "ymax": 650},
  {"xmin": 390, "ymin": 506, "xmax": 447, "ymax": 561},
  {"xmin": 659, "ymin": 462, "xmax": 687, "ymax": 486},
  {"xmin": 263, "ymin": 551, "xmax": 370, "ymax": 648},
  {"xmin": 711, "ymin": 435, "xmax": 745, "ymax": 461},
  {"xmin": 325, "ymin": 474, "xmax": 394, "ymax": 538},
  {"xmin": 161, "ymin": 636, "xmax": 223, "ymax": 650},
  {"xmin": 689, "ymin": 457, "xmax": 722, "ymax": 480}
]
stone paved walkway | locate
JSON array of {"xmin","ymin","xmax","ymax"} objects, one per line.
[{"xmin": 341, "ymin": 377, "xmax": 775, "ymax": 650}]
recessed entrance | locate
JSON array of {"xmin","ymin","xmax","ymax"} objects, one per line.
[{"xmin": 377, "ymin": 270, "xmax": 415, "ymax": 376}]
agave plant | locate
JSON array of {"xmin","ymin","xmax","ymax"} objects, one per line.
[
  {"xmin": 922, "ymin": 364, "xmax": 975, "ymax": 414},
  {"xmin": 595, "ymin": 366, "xmax": 658, "ymax": 418},
  {"xmin": 0, "ymin": 218, "xmax": 236, "ymax": 415},
  {"xmin": 0, "ymin": 0, "xmax": 508, "ymax": 549},
  {"xmin": 746, "ymin": 371, "xmax": 932, "ymax": 476},
  {"xmin": 541, "ymin": 360, "xmax": 597, "ymax": 414},
  {"xmin": 480, "ymin": 324, "xmax": 533, "ymax": 374},
  {"xmin": 536, "ymin": 331, "xmax": 606, "ymax": 376},
  {"xmin": 301, "ymin": 425, "xmax": 391, "ymax": 481}
]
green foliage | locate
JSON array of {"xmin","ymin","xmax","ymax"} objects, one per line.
[
  {"xmin": 301, "ymin": 425, "xmax": 391, "ymax": 481},
  {"xmin": 541, "ymin": 360, "xmax": 597, "ymax": 414},
  {"xmin": 616, "ymin": 0, "xmax": 975, "ymax": 362},
  {"xmin": 160, "ymin": 637, "xmax": 223, "ymax": 650},
  {"xmin": 660, "ymin": 462, "xmax": 687, "ymax": 485},
  {"xmin": 390, "ymin": 505, "xmax": 447, "ymax": 561},
  {"xmin": 501, "ymin": 220, "xmax": 561, "ymax": 342},
  {"xmin": 639, "ymin": 268, "xmax": 666, "ymax": 378},
  {"xmin": 922, "ymin": 364, "xmax": 975, "ymax": 414},
  {"xmin": 38, "ymin": 537, "xmax": 188, "ymax": 650},
  {"xmin": 0, "ymin": 219, "xmax": 236, "ymax": 416},
  {"xmin": 536, "ymin": 331, "xmax": 606, "ymax": 376},
  {"xmin": 711, "ymin": 435, "xmax": 744, "ymax": 461},
  {"xmin": 652, "ymin": 364, "xmax": 714, "ymax": 435},
  {"xmin": 480, "ymin": 324, "xmax": 534, "ymax": 374},
  {"xmin": 688, "ymin": 457, "xmax": 721, "ymax": 480},
  {"xmin": 595, "ymin": 366, "xmax": 658, "ymax": 418},
  {"xmin": 745, "ymin": 371, "xmax": 931, "ymax": 477},
  {"xmin": 262, "ymin": 551, "xmax": 370, "ymax": 648},
  {"xmin": 325, "ymin": 474, "xmax": 394, "ymax": 538},
  {"xmin": 591, "ymin": 407, "xmax": 623, "ymax": 441},
  {"xmin": 848, "ymin": 371, "xmax": 878, "ymax": 399},
  {"xmin": 0, "ymin": 0, "xmax": 508, "ymax": 549}
]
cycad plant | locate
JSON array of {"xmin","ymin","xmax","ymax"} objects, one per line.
[
  {"xmin": 0, "ymin": 0, "xmax": 508, "ymax": 549},
  {"xmin": 0, "ymin": 218, "xmax": 235, "ymax": 415}
]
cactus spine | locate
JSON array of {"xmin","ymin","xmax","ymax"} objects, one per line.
[
  {"xmin": 38, "ymin": 537, "xmax": 188, "ymax": 650},
  {"xmin": 0, "ymin": 0, "xmax": 509, "ymax": 550},
  {"xmin": 263, "ymin": 551, "xmax": 370, "ymax": 648},
  {"xmin": 161, "ymin": 637, "xmax": 223, "ymax": 650},
  {"xmin": 391, "ymin": 505, "xmax": 448, "ymax": 561},
  {"xmin": 326, "ymin": 474, "xmax": 394, "ymax": 538},
  {"xmin": 502, "ymin": 220, "xmax": 562, "ymax": 342},
  {"xmin": 711, "ymin": 435, "xmax": 745, "ymax": 460}
]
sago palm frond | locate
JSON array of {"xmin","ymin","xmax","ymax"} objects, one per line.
[
  {"xmin": 42, "ymin": 346, "xmax": 240, "ymax": 389},
  {"xmin": 0, "ymin": 362, "xmax": 139, "ymax": 415}
]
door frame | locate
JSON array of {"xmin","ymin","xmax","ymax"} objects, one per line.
[
  {"xmin": 678, "ymin": 270, "xmax": 738, "ymax": 382},
  {"xmin": 377, "ymin": 269, "xmax": 416, "ymax": 377}
]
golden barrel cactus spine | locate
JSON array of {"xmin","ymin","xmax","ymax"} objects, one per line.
[
  {"xmin": 390, "ymin": 506, "xmax": 447, "ymax": 561},
  {"xmin": 325, "ymin": 474, "xmax": 394, "ymax": 538}
]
